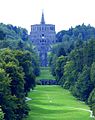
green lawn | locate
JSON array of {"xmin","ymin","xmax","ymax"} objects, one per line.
[
  {"xmin": 36, "ymin": 67, "xmax": 55, "ymax": 80},
  {"xmin": 26, "ymin": 85, "xmax": 94, "ymax": 120}
]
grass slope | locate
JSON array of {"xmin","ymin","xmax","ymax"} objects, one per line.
[
  {"xmin": 36, "ymin": 67, "xmax": 55, "ymax": 80},
  {"xmin": 26, "ymin": 85, "xmax": 94, "ymax": 120}
]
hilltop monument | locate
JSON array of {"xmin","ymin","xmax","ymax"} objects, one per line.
[{"xmin": 30, "ymin": 12, "xmax": 56, "ymax": 66}]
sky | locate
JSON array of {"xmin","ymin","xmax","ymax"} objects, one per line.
[{"xmin": 0, "ymin": 0, "xmax": 95, "ymax": 33}]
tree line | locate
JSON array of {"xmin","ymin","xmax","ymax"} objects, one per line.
[
  {"xmin": 49, "ymin": 24, "xmax": 95, "ymax": 116},
  {"xmin": 56, "ymin": 24, "xmax": 95, "ymax": 43},
  {"xmin": 0, "ymin": 23, "xmax": 40, "ymax": 120}
]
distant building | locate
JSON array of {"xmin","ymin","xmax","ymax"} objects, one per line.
[{"xmin": 30, "ymin": 12, "xmax": 56, "ymax": 66}]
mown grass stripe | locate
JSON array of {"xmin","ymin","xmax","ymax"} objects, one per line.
[{"xmin": 26, "ymin": 85, "xmax": 94, "ymax": 120}]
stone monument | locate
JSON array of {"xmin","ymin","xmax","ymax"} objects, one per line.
[{"xmin": 30, "ymin": 12, "xmax": 56, "ymax": 66}]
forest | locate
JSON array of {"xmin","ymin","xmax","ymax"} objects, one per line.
[
  {"xmin": 0, "ymin": 23, "xmax": 95, "ymax": 119},
  {"xmin": 0, "ymin": 23, "xmax": 40, "ymax": 120},
  {"xmin": 49, "ymin": 24, "xmax": 95, "ymax": 117}
]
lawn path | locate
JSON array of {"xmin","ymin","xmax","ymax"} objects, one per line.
[{"xmin": 26, "ymin": 85, "xmax": 94, "ymax": 120}]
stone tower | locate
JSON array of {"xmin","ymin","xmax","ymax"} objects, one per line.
[{"xmin": 30, "ymin": 12, "xmax": 56, "ymax": 66}]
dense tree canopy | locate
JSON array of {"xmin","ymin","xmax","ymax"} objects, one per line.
[
  {"xmin": 0, "ymin": 49, "xmax": 36, "ymax": 119},
  {"xmin": 50, "ymin": 33, "xmax": 95, "ymax": 116},
  {"xmin": 0, "ymin": 23, "xmax": 40, "ymax": 119},
  {"xmin": 56, "ymin": 24, "xmax": 95, "ymax": 43},
  {"xmin": 0, "ymin": 107, "xmax": 4, "ymax": 120}
]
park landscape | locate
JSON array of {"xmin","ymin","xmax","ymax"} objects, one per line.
[
  {"xmin": 0, "ymin": 24, "xmax": 95, "ymax": 120},
  {"xmin": 26, "ymin": 67, "xmax": 95, "ymax": 120},
  {"xmin": 0, "ymin": 22, "xmax": 95, "ymax": 120}
]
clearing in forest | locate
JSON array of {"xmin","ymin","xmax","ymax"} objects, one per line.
[
  {"xmin": 36, "ymin": 67, "xmax": 55, "ymax": 80},
  {"xmin": 26, "ymin": 85, "xmax": 94, "ymax": 120}
]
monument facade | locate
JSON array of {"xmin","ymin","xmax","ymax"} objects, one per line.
[{"xmin": 30, "ymin": 12, "xmax": 56, "ymax": 66}]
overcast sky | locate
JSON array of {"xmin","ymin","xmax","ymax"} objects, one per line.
[{"xmin": 0, "ymin": 0, "xmax": 95, "ymax": 33}]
